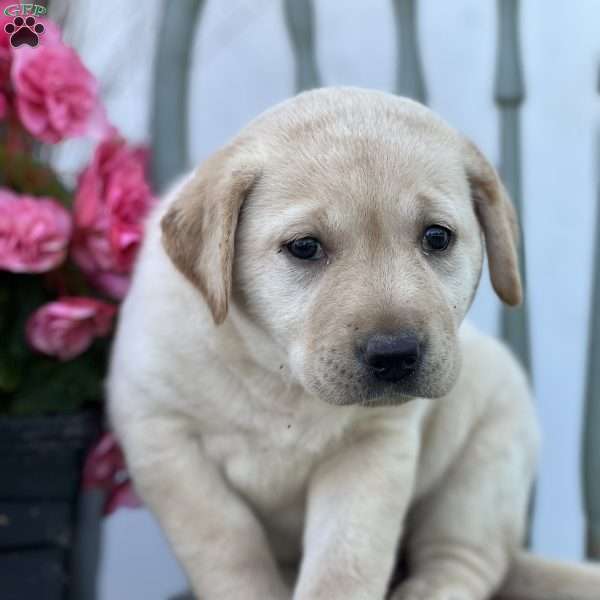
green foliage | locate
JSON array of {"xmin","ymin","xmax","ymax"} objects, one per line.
[
  {"xmin": 0, "ymin": 273, "xmax": 106, "ymax": 416},
  {"xmin": 9, "ymin": 349, "xmax": 106, "ymax": 416},
  {"xmin": 0, "ymin": 144, "xmax": 72, "ymax": 205},
  {"xmin": 0, "ymin": 144, "xmax": 108, "ymax": 416}
]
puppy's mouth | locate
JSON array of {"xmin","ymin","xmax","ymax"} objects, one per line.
[
  {"xmin": 351, "ymin": 378, "xmax": 425, "ymax": 407},
  {"xmin": 308, "ymin": 357, "xmax": 458, "ymax": 407},
  {"xmin": 356, "ymin": 390, "xmax": 416, "ymax": 408},
  {"xmin": 310, "ymin": 367, "xmax": 426, "ymax": 407},
  {"xmin": 362, "ymin": 376, "xmax": 423, "ymax": 405}
]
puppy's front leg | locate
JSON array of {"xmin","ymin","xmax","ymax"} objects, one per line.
[
  {"xmin": 294, "ymin": 427, "xmax": 419, "ymax": 600},
  {"xmin": 118, "ymin": 417, "xmax": 290, "ymax": 600},
  {"xmin": 391, "ymin": 396, "xmax": 538, "ymax": 600}
]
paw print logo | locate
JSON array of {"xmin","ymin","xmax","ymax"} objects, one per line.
[{"xmin": 4, "ymin": 15, "xmax": 45, "ymax": 48}]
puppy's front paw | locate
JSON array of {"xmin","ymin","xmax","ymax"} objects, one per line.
[{"xmin": 390, "ymin": 578, "xmax": 472, "ymax": 600}]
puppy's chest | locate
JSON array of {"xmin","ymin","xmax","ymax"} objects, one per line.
[{"xmin": 202, "ymin": 405, "xmax": 352, "ymax": 513}]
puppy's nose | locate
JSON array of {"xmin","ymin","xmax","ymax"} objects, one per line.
[{"xmin": 363, "ymin": 334, "xmax": 420, "ymax": 382}]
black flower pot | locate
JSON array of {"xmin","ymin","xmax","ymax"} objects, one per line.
[{"xmin": 0, "ymin": 411, "xmax": 101, "ymax": 600}]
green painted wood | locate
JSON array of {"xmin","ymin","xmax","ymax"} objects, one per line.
[
  {"xmin": 150, "ymin": 0, "xmax": 204, "ymax": 191},
  {"xmin": 494, "ymin": 0, "xmax": 534, "ymax": 548},
  {"xmin": 284, "ymin": 0, "xmax": 321, "ymax": 92},
  {"xmin": 583, "ymin": 117, "xmax": 600, "ymax": 558},
  {"xmin": 392, "ymin": 0, "xmax": 427, "ymax": 103},
  {"xmin": 494, "ymin": 0, "xmax": 531, "ymax": 375},
  {"xmin": 68, "ymin": 490, "xmax": 105, "ymax": 600}
]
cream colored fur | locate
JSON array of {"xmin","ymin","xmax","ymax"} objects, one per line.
[{"xmin": 108, "ymin": 87, "xmax": 600, "ymax": 599}]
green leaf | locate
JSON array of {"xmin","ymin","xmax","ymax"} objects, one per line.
[
  {"xmin": 11, "ymin": 352, "xmax": 104, "ymax": 415},
  {"xmin": 0, "ymin": 274, "xmax": 110, "ymax": 416},
  {"xmin": 6, "ymin": 275, "xmax": 47, "ymax": 363},
  {"xmin": 0, "ymin": 145, "xmax": 72, "ymax": 205},
  {"xmin": 0, "ymin": 356, "xmax": 21, "ymax": 394}
]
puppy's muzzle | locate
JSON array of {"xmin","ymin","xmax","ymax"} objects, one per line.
[{"xmin": 361, "ymin": 334, "xmax": 421, "ymax": 383}]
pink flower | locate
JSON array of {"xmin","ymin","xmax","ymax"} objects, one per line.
[
  {"xmin": 72, "ymin": 136, "xmax": 155, "ymax": 299},
  {"xmin": 82, "ymin": 432, "xmax": 142, "ymax": 515},
  {"xmin": 0, "ymin": 9, "xmax": 61, "ymax": 124},
  {"xmin": 0, "ymin": 188, "xmax": 72, "ymax": 273},
  {"xmin": 0, "ymin": 1, "xmax": 13, "ymax": 39},
  {"xmin": 0, "ymin": 31, "xmax": 9, "ymax": 82},
  {"xmin": 0, "ymin": 91, "xmax": 7, "ymax": 119},
  {"xmin": 104, "ymin": 480, "xmax": 142, "ymax": 515},
  {"xmin": 11, "ymin": 37, "xmax": 108, "ymax": 143},
  {"xmin": 26, "ymin": 297, "xmax": 117, "ymax": 361},
  {"xmin": 0, "ymin": 15, "xmax": 11, "ymax": 117}
]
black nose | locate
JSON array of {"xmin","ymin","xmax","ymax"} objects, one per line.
[{"xmin": 363, "ymin": 334, "xmax": 421, "ymax": 382}]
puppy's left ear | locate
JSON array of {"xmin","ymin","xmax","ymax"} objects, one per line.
[
  {"xmin": 160, "ymin": 145, "xmax": 259, "ymax": 324},
  {"xmin": 463, "ymin": 139, "xmax": 523, "ymax": 306}
]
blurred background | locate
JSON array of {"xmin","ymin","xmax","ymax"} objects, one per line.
[{"xmin": 3, "ymin": 0, "xmax": 600, "ymax": 598}]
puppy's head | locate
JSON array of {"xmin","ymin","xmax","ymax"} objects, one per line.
[{"xmin": 162, "ymin": 88, "xmax": 521, "ymax": 406}]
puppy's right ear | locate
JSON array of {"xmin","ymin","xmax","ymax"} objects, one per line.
[
  {"xmin": 463, "ymin": 139, "xmax": 523, "ymax": 307},
  {"xmin": 160, "ymin": 146, "xmax": 259, "ymax": 325}
]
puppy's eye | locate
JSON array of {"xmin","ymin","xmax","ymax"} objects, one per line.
[
  {"xmin": 422, "ymin": 225, "xmax": 452, "ymax": 252},
  {"xmin": 286, "ymin": 237, "xmax": 324, "ymax": 261}
]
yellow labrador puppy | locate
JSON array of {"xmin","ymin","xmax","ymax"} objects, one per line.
[{"xmin": 108, "ymin": 87, "xmax": 600, "ymax": 600}]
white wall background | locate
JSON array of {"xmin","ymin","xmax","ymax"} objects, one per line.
[{"xmin": 53, "ymin": 1, "xmax": 600, "ymax": 598}]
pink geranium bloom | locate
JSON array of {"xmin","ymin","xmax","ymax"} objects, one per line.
[
  {"xmin": 10, "ymin": 31, "xmax": 108, "ymax": 143},
  {"xmin": 0, "ymin": 188, "xmax": 72, "ymax": 273},
  {"xmin": 1, "ymin": 6, "xmax": 61, "ymax": 90},
  {"xmin": 26, "ymin": 297, "xmax": 116, "ymax": 361},
  {"xmin": 82, "ymin": 432, "xmax": 142, "ymax": 515},
  {"xmin": 0, "ymin": 6, "xmax": 12, "ymax": 118},
  {"xmin": 72, "ymin": 136, "xmax": 155, "ymax": 299},
  {"xmin": 0, "ymin": 29, "xmax": 9, "ymax": 81},
  {"xmin": 0, "ymin": 91, "xmax": 7, "ymax": 119}
]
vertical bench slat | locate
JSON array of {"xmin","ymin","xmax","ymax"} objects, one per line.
[
  {"xmin": 495, "ymin": 0, "xmax": 535, "ymax": 547},
  {"xmin": 283, "ymin": 0, "xmax": 321, "ymax": 92},
  {"xmin": 583, "ymin": 120, "xmax": 600, "ymax": 557},
  {"xmin": 494, "ymin": 0, "xmax": 531, "ymax": 374},
  {"xmin": 150, "ymin": 0, "xmax": 204, "ymax": 191},
  {"xmin": 392, "ymin": 0, "xmax": 427, "ymax": 103}
]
